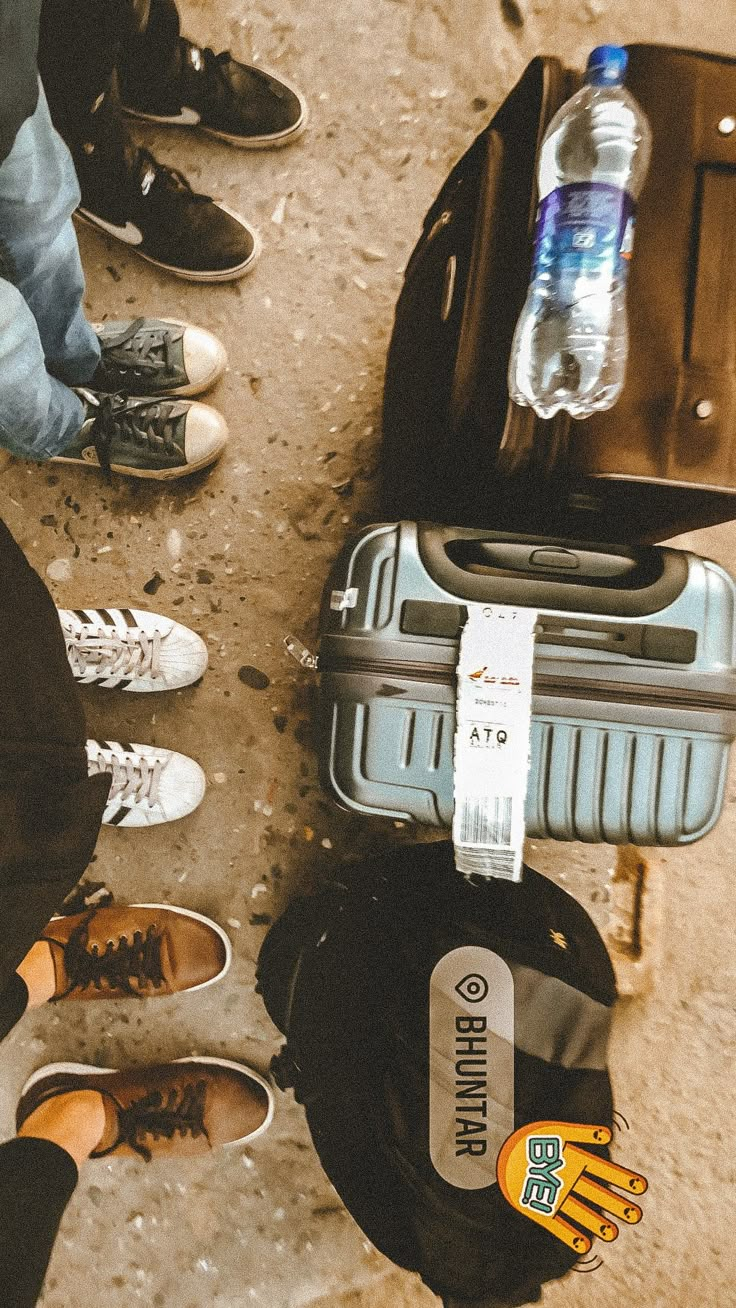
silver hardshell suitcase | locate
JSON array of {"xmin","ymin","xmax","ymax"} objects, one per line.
[{"xmin": 317, "ymin": 523, "xmax": 736, "ymax": 846}]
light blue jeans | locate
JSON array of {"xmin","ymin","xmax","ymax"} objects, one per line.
[{"xmin": 0, "ymin": 84, "xmax": 100, "ymax": 461}]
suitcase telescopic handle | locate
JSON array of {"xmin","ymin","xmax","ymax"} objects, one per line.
[
  {"xmin": 415, "ymin": 525, "xmax": 690, "ymax": 618},
  {"xmin": 399, "ymin": 601, "xmax": 697, "ymax": 663}
]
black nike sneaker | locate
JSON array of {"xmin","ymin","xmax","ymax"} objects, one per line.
[
  {"xmin": 52, "ymin": 391, "xmax": 228, "ymax": 479},
  {"xmin": 120, "ymin": 38, "xmax": 307, "ymax": 149},
  {"xmin": 76, "ymin": 130, "xmax": 260, "ymax": 281}
]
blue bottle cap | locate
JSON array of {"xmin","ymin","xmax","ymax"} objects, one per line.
[{"xmin": 585, "ymin": 44, "xmax": 628, "ymax": 87}]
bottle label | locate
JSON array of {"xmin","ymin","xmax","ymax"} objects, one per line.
[{"xmin": 532, "ymin": 181, "xmax": 636, "ymax": 282}]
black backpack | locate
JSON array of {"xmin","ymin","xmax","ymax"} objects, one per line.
[{"xmin": 256, "ymin": 842, "xmax": 617, "ymax": 1307}]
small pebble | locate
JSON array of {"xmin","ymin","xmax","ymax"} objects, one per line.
[
  {"xmin": 213, "ymin": 772, "xmax": 227, "ymax": 784},
  {"xmin": 46, "ymin": 558, "xmax": 72, "ymax": 582},
  {"xmin": 238, "ymin": 665, "xmax": 270, "ymax": 690},
  {"xmin": 227, "ymin": 917, "xmax": 241, "ymax": 930},
  {"xmin": 271, "ymin": 197, "xmax": 287, "ymax": 225},
  {"xmin": 500, "ymin": 0, "xmax": 525, "ymax": 25},
  {"xmin": 166, "ymin": 528, "xmax": 183, "ymax": 561},
  {"xmin": 143, "ymin": 571, "xmax": 164, "ymax": 596}
]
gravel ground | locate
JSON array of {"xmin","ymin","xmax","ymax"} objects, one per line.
[{"xmin": 0, "ymin": 1, "xmax": 734, "ymax": 1305}]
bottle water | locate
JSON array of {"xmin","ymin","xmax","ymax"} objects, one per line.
[{"xmin": 508, "ymin": 45, "xmax": 651, "ymax": 420}]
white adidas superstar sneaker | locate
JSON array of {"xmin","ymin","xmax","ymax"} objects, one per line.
[
  {"xmin": 86, "ymin": 739, "xmax": 206, "ymax": 827},
  {"xmin": 61, "ymin": 607, "xmax": 208, "ymax": 692}
]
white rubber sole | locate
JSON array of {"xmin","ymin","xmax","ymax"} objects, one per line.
[
  {"xmin": 48, "ymin": 902, "xmax": 232, "ymax": 994},
  {"xmin": 20, "ymin": 1056, "xmax": 275, "ymax": 1147},
  {"xmin": 50, "ymin": 445, "xmax": 225, "ymax": 480},
  {"xmin": 76, "ymin": 207, "xmax": 261, "ymax": 283},
  {"xmin": 90, "ymin": 318, "xmax": 227, "ymax": 397},
  {"xmin": 123, "ymin": 78, "xmax": 309, "ymax": 150}
]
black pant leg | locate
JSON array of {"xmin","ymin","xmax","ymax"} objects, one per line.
[
  {"xmin": 0, "ymin": 1138, "xmax": 78, "ymax": 1308},
  {"xmin": 37, "ymin": 0, "xmax": 136, "ymax": 149},
  {"xmin": 0, "ymin": 519, "xmax": 110, "ymax": 996},
  {"xmin": 0, "ymin": 975, "xmax": 29, "ymax": 1044},
  {"xmin": 117, "ymin": 0, "xmax": 181, "ymax": 102}
]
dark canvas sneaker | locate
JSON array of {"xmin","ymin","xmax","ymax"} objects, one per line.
[
  {"xmin": 17, "ymin": 1057, "xmax": 274, "ymax": 1160},
  {"xmin": 121, "ymin": 39, "xmax": 307, "ymax": 149},
  {"xmin": 52, "ymin": 390, "xmax": 228, "ymax": 479},
  {"xmin": 60, "ymin": 607, "xmax": 208, "ymax": 691},
  {"xmin": 41, "ymin": 904, "xmax": 231, "ymax": 1000},
  {"xmin": 86, "ymin": 738, "xmax": 206, "ymax": 827},
  {"xmin": 91, "ymin": 318, "xmax": 227, "ymax": 397},
  {"xmin": 76, "ymin": 137, "xmax": 259, "ymax": 281}
]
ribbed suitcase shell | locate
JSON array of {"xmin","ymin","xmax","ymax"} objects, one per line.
[{"xmin": 319, "ymin": 523, "xmax": 736, "ymax": 846}]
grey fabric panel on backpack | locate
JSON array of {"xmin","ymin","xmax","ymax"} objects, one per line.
[{"xmin": 510, "ymin": 963, "xmax": 611, "ymax": 1070}]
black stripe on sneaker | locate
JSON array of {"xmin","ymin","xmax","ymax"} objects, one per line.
[
  {"xmin": 98, "ymin": 608, "xmax": 116, "ymax": 626},
  {"xmin": 117, "ymin": 742, "xmax": 134, "ymax": 753},
  {"xmin": 107, "ymin": 807, "xmax": 130, "ymax": 826},
  {"xmin": 75, "ymin": 609, "xmax": 92, "ymax": 623},
  {"xmin": 121, "ymin": 609, "xmax": 138, "ymax": 628}
]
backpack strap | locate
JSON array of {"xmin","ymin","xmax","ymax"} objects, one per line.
[{"xmin": 257, "ymin": 875, "xmax": 385, "ymax": 1107}]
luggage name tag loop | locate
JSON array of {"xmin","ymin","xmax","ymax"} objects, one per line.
[{"xmin": 330, "ymin": 587, "xmax": 359, "ymax": 611}]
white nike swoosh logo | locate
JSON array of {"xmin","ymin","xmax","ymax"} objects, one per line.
[
  {"xmin": 164, "ymin": 106, "xmax": 201, "ymax": 125},
  {"xmin": 81, "ymin": 213, "xmax": 144, "ymax": 245}
]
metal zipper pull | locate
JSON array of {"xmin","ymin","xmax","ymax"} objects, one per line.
[
  {"xmin": 426, "ymin": 208, "xmax": 452, "ymax": 243},
  {"xmin": 284, "ymin": 635, "xmax": 319, "ymax": 671}
]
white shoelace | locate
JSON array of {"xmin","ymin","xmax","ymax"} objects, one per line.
[
  {"xmin": 64, "ymin": 621, "xmax": 162, "ymax": 684},
  {"xmin": 87, "ymin": 741, "xmax": 164, "ymax": 809}
]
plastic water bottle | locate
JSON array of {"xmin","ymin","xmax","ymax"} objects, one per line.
[{"xmin": 508, "ymin": 45, "xmax": 651, "ymax": 420}]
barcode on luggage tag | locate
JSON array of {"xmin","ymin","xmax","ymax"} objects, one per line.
[{"xmin": 458, "ymin": 795, "xmax": 513, "ymax": 847}]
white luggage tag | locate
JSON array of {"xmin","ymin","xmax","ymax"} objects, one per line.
[{"xmin": 453, "ymin": 604, "xmax": 537, "ymax": 882}]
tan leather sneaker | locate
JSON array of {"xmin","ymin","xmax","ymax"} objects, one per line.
[
  {"xmin": 17, "ymin": 1058, "xmax": 274, "ymax": 1160},
  {"xmin": 41, "ymin": 904, "xmax": 231, "ymax": 1000}
]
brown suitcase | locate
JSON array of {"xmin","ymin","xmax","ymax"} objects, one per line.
[{"xmin": 382, "ymin": 45, "xmax": 736, "ymax": 542}]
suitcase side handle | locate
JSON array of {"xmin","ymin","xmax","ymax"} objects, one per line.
[{"xmin": 415, "ymin": 525, "xmax": 690, "ymax": 617}]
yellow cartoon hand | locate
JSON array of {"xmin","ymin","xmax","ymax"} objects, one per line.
[{"xmin": 497, "ymin": 1121, "xmax": 647, "ymax": 1255}]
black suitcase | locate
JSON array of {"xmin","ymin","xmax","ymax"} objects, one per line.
[{"xmin": 382, "ymin": 46, "xmax": 736, "ymax": 542}]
